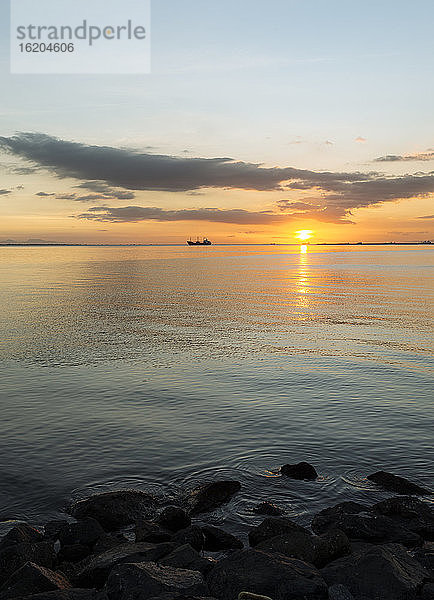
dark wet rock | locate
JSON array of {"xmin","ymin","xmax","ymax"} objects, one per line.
[
  {"xmin": 413, "ymin": 541, "xmax": 434, "ymax": 573},
  {"xmin": 16, "ymin": 591, "xmax": 100, "ymax": 600},
  {"xmin": 248, "ymin": 516, "xmax": 310, "ymax": 547},
  {"xmin": 0, "ymin": 542, "xmax": 56, "ymax": 585},
  {"xmin": 253, "ymin": 502, "xmax": 284, "ymax": 516},
  {"xmin": 44, "ymin": 523, "xmax": 70, "ymax": 542},
  {"xmin": 70, "ymin": 491, "xmax": 156, "ymax": 531},
  {"xmin": 160, "ymin": 544, "xmax": 214, "ymax": 575},
  {"xmin": 201, "ymin": 526, "xmax": 243, "ymax": 552},
  {"xmin": 135, "ymin": 521, "xmax": 172, "ymax": 544},
  {"xmin": 58, "ymin": 545, "xmax": 91, "ymax": 564},
  {"xmin": 311, "ymin": 502, "xmax": 421, "ymax": 547},
  {"xmin": 373, "ymin": 496, "xmax": 434, "ymax": 541},
  {"xmin": 206, "ymin": 548, "xmax": 327, "ymax": 600},
  {"xmin": 367, "ymin": 470, "xmax": 430, "ymax": 495},
  {"xmin": 171, "ymin": 527, "xmax": 204, "ymax": 552},
  {"xmin": 0, "ymin": 562, "xmax": 70, "ymax": 599},
  {"xmin": 238, "ymin": 594, "xmax": 273, "ymax": 600},
  {"xmin": 58, "ymin": 520, "xmax": 105, "ymax": 549},
  {"xmin": 321, "ymin": 543, "xmax": 429, "ymax": 600},
  {"xmin": 0, "ymin": 525, "xmax": 44, "ymax": 549},
  {"xmin": 105, "ymin": 562, "xmax": 208, "ymax": 600},
  {"xmin": 421, "ymin": 582, "xmax": 434, "ymax": 600},
  {"xmin": 255, "ymin": 528, "xmax": 350, "ymax": 568},
  {"xmin": 327, "ymin": 584, "xmax": 355, "ymax": 600},
  {"xmin": 77, "ymin": 542, "xmax": 173, "ymax": 588},
  {"xmin": 92, "ymin": 533, "xmax": 129, "ymax": 555},
  {"xmin": 280, "ymin": 462, "xmax": 318, "ymax": 480},
  {"xmin": 157, "ymin": 508, "xmax": 191, "ymax": 533},
  {"xmin": 185, "ymin": 481, "xmax": 241, "ymax": 516}
]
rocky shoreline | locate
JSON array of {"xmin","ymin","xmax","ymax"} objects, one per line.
[{"xmin": 0, "ymin": 464, "xmax": 432, "ymax": 600}]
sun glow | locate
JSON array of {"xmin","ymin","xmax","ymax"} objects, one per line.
[{"xmin": 295, "ymin": 230, "xmax": 313, "ymax": 242}]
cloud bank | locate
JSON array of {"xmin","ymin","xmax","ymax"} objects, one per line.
[{"xmin": 374, "ymin": 151, "xmax": 434, "ymax": 162}]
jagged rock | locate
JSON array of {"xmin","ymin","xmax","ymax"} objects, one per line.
[
  {"xmin": 44, "ymin": 523, "xmax": 69, "ymax": 541},
  {"xmin": 171, "ymin": 527, "xmax": 204, "ymax": 552},
  {"xmin": 0, "ymin": 562, "xmax": 70, "ymax": 599},
  {"xmin": 69, "ymin": 491, "xmax": 156, "ymax": 531},
  {"xmin": 58, "ymin": 545, "xmax": 91, "ymax": 564},
  {"xmin": 238, "ymin": 594, "xmax": 273, "ymax": 600},
  {"xmin": 157, "ymin": 508, "xmax": 191, "ymax": 533},
  {"xmin": 135, "ymin": 521, "xmax": 172, "ymax": 544},
  {"xmin": 206, "ymin": 549, "xmax": 327, "ymax": 600},
  {"xmin": 253, "ymin": 502, "xmax": 284, "ymax": 516},
  {"xmin": 0, "ymin": 542, "xmax": 56, "ymax": 585},
  {"xmin": 201, "ymin": 526, "xmax": 243, "ymax": 551},
  {"xmin": 58, "ymin": 520, "xmax": 105, "ymax": 549},
  {"xmin": 248, "ymin": 517, "xmax": 310, "ymax": 547},
  {"xmin": 311, "ymin": 502, "xmax": 421, "ymax": 547},
  {"xmin": 421, "ymin": 583, "xmax": 434, "ymax": 600},
  {"xmin": 314, "ymin": 530, "xmax": 351, "ymax": 568},
  {"xmin": 280, "ymin": 462, "xmax": 318, "ymax": 480},
  {"xmin": 367, "ymin": 471, "xmax": 429, "ymax": 495},
  {"xmin": 77, "ymin": 542, "xmax": 173, "ymax": 588},
  {"xmin": 0, "ymin": 525, "xmax": 43, "ymax": 549},
  {"xmin": 327, "ymin": 584, "xmax": 355, "ymax": 600},
  {"xmin": 185, "ymin": 481, "xmax": 241, "ymax": 516},
  {"xmin": 160, "ymin": 544, "xmax": 214, "ymax": 575},
  {"xmin": 16, "ymin": 591, "xmax": 100, "ymax": 600},
  {"xmin": 373, "ymin": 496, "xmax": 434, "ymax": 540},
  {"xmin": 105, "ymin": 562, "xmax": 208, "ymax": 600},
  {"xmin": 92, "ymin": 533, "xmax": 129, "ymax": 554},
  {"xmin": 413, "ymin": 541, "xmax": 434, "ymax": 573},
  {"xmin": 321, "ymin": 543, "xmax": 429, "ymax": 600}
]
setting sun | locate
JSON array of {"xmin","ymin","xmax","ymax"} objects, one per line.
[{"xmin": 295, "ymin": 230, "xmax": 314, "ymax": 242}]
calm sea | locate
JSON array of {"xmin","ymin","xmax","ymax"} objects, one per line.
[{"xmin": 0, "ymin": 245, "xmax": 433, "ymax": 535}]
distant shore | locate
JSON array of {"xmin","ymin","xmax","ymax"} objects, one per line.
[{"xmin": 0, "ymin": 242, "xmax": 432, "ymax": 248}]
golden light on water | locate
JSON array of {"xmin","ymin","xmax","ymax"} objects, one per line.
[{"xmin": 295, "ymin": 229, "xmax": 314, "ymax": 242}]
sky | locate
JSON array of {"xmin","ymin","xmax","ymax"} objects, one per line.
[{"xmin": 0, "ymin": 0, "xmax": 433, "ymax": 244}]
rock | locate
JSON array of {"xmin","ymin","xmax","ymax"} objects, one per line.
[
  {"xmin": 206, "ymin": 549, "xmax": 327, "ymax": 600},
  {"xmin": 327, "ymin": 584, "xmax": 355, "ymax": 600},
  {"xmin": 16, "ymin": 591, "xmax": 99, "ymax": 600},
  {"xmin": 311, "ymin": 502, "xmax": 421, "ymax": 547},
  {"xmin": 248, "ymin": 517, "xmax": 310, "ymax": 547},
  {"xmin": 58, "ymin": 545, "xmax": 91, "ymax": 564},
  {"xmin": 185, "ymin": 481, "xmax": 241, "ymax": 516},
  {"xmin": 421, "ymin": 583, "xmax": 434, "ymax": 600},
  {"xmin": 321, "ymin": 543, "xmax": 429, "ymax": 600},
  {"xmin": 373, "ymin": 496, "xmax": 434, "ymax": 541},
  {"xmin": 44, "ymin": 522, "xmax": 70, "ymax": 541},
  {"xmin": 238, "ymin": 594, "xmax": 273, "ymax": 600},
  {"xmin": 157, "ymin": 507, "xmax": 191, "ymax": 533},
  {"xmin": 171, "ymin": 526, "xmax": 204, "ymax": 552},
  {"xmin": 413, "ymin": 541, "xmax": 434, "ymax": 573},
  {"xmin": 0, "ymin": 562, "xmax": 70, "ymax": 599},
  {"xmin": 280, "ymin": 462, "xmax": 318, "ymax": 480},
  {"xmin": 201, "ymin": 526, "xmax": 243, "ymax": 551},
  {"xmin": 92, "ymin": 533, "xmax": 129, "ymax": 554},
  {"xmin": 160, "ymin": 544, "xmax": 214, "ymax": 575},
  {"xmin": 105, "ymin": 562, "xmax": 208, "ymax": 600},
  {"xmin": 0, "ymin": 524, "xmax": 44, "ymax": 549},
  {"xmin": 367, "ymin": 471, "xmax": 429, "ymax": 495},
  {"xmin": 253, "ymin": 502, "xmax": 284, "ymax": 516},
  {"xmin": 0, "ymin": 542, "xmax": 56, "ymax": 585},
  {"xmin": 135, "ymin": 521, "xmax": 172, "ymax": 544},
  {"xmin": 58, "ymin": 520, "xmax": 105, "ymax": 549},
  {"xmin": 77, "ymin": 542, "xmax": 173, "ymax": 588},
  {"xmin": 69, "ymin": 490, "xmax": 156, "ymax": 531},
  {"xmin": 313, "ymin": 530, "xmax": 351, "ymax": 568}
]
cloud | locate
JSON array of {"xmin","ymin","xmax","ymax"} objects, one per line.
[
  {"xmin": 324, "ymin": 140, "xmax": 334, "ymax": 145},
  {"xmin": 76, "ymin": 206, "xmax": 298, "ymax": 225},
  {"xmin": 277, "ymin": 199, "xmax": 321, "ymax": 212},
  {"xmin": 417, "ymin": 214, "xmax": 434, "ymax": 219},
  {"xmin": 355, "ymin": 136, "xmax": 367, "ymax": 143},
  {"xmin": 374, "ymin": 151, "xmax": 434, "ymax": 162},
  {"xmin": 0, "ymin": 189, "xmax": 11, "ymax": 195},
  {"xmin": 36, "ymin": 191, "xmax": 55, "ymax": 196}
]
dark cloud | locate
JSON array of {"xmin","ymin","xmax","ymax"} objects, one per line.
[
  {"xmin": 0, "ymin": 189, "xmax": 11, "ymax": 195},
  {"xmin": 374, "ymin": 151, "xmax": 434, "ymax": 162},
  {"xmin": 36, "ymin": 191, "xmax": 55, "ymax": 196},
  {"xmin": 277, "ymin": 199, "xmax": 321, "ymax": 212},
  {"xmin": 76, "ymin": 206, "xmax": 297, "ymax": 225},
  {"xmin": 74, "ymin": 181, "xmax": 135, "ymax": 200},
  {"xmin": 417, "ymin": 214, "xmax": 434, "ymax": 219}
]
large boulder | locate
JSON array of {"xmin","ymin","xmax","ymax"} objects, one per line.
[
  {"xmin": 248, "ymin": 517, "xmax": 310, "ymax": 547},
  {"xmin": 327, "ymin": 585, "xmax": 355, "ymax": 600},
  {"xmin": 206, "ymin": 549, "xmax": 327, "ymax": 600},
  {"xmin": 156, "ymin": 507, "xmax": 191, "ymax": 533},
  {"xmin": 413, "ymin": 541, "xmax": 434, "ymax": 573},
  {"xmin": 171, "ymin": 526, "xmax": 204, "ymax": 552},
  {"xmin": 160, "ymin": 544, "xmax": 215, "ymax": 575},
  {"xmin": 0, "ymin": 542, "xmax": 56, "ymax": 585},
  {"xmin": 321, "ymin": 543, "xmax": 429, "ymax": 600},
  {"xmin": 185, "ymin": 481, "xmax": 241, "ymax": 516},
  {"xmin": 311, "ymin": 502, "xmax": 421, "ymax": 547},
  {"xmin": 0, "ymin": 562, "xmax": 70, "ymax": 599},
  {"xmin": 105, "ymin": 562, "xmax": 208, "ymax": 600},
  {"xmin": 0, "ymin": 525, "xmax": 43, "ymax": 550},
  {"xmin": 58, "ymin": 519, "xmax": 105, "ymax": 549},
  {"xmin": 367, "ymin": 471, "xmax": 430, "ymax": 495},
  {"xmin": 69, "ymin": 491, "xmax": 156, "ymax": 531},
  {"xmin": 372, "ymin": 496, "xmax": 434, "ymax": 541},
  {"xmin": 201, "ymin": 526, "xmax": 243, "ymax": 551},
  {"xmin": 77, "ymin": 542, "xmax": 173, "ymax": 588},
  {"xmin": 135, "ymin": 521, "xmax": 172, "ymax": 544},
  {"xmin": 281, "ymin": 462, "xmax": 318, "ymax": 480}
]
